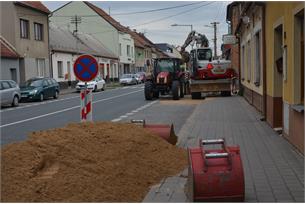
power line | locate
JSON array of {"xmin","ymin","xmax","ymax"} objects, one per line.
[
  {"xmin": 49, "ymin": 1, "xmax": 205, "ymax": 18},
  {"xmin": 130, "ymin": 1, "xmax": 215, "ymax": 28},
  {"xmin": 112, "ymin": 1, "xmax": 205, "ymax": 15}
]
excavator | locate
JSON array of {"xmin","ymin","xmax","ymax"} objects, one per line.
[{"xmin": 179, "ymin": 31, "xmax": 238, "ymax": 99}]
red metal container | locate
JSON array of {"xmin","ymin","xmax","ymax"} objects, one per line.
[
  {"xmin": 130, "ymin": 120, "xmax": 177, "ymax": 145},
  {"xmin": 187, "ymin": 139, "xmax": 244, "ymax": 202}
]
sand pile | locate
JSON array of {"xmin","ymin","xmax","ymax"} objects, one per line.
[{"xmin": 1, "ymin": 122, "xmax": 187, "ymax": 202}]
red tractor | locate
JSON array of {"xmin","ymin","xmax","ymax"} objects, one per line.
[{"xmin": 144, "ymin": 57, "xmax": 185, "ymax": 100}]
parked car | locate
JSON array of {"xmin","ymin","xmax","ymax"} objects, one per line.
[
  {"xmin": 119, "ymin": 74, "xmax": 137, "ymax": 85},
  {"xmin": 76, "ymin": 76, "xmax": 105, "ymax": 92},
  {"xmin": 0, "ymin": 80, "xmax": 21, "ymax": 107},
  {"xmin": 20, "ymin": 77, "xmax": 60, "ymax": 102},
  {"xmin": 136, "ymin": 72, "xmax": 146, "ymax": 83}
]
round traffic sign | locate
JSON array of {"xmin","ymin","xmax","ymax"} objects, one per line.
[{"xmin": 73, "ymin": 55, "xmax": 98, "ymax": 82}]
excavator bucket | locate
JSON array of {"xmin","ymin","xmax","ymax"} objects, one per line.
[{"xmin": 131, "ymin": 120, "xmax": 177, "ymax": 145}]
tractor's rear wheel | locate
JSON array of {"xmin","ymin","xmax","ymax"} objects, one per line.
[
  {"xmin": 144, "ymin": 81, "xmax": 154, "ymax": 100},
  {"xmin": 172, "ymin": 80, "xmax": 180, "ymax": 100},
  {"xmin": 191, "ymin": 92, "xmax": 201, "ymax": 99}
]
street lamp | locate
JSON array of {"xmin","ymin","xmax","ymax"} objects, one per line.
[
  {"xmin": 171, "ymin": 24, "xmax": 193, "ymax": 49},
  {"xmin": 171, "ymin": 23, "xmax": 193, "ymax": 32}
]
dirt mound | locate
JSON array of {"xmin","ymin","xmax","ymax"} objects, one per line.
[{"xmin": 1, "ymin": 122, "xmax": 187, "ymax": 202}]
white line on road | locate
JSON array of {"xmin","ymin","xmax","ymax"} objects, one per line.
[
  {"xmin": 0, "ymin": 85, "xmax": 144, "ymax": 113},
  {"xmin": 0, "ymin": 89, "xmax": 143, "ymax": 128},
  {"xmin": 111, "ymin": 100, "xmax": 158, "ymax": 122}
]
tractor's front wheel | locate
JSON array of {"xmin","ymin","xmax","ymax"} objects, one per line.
[
  {"xmin": 172, "ymin": 80, "xmax": 180, "ymax": 100},
  {"xmin": 144, "ymin": 81, "xmax": 154, "ymax": 100}
]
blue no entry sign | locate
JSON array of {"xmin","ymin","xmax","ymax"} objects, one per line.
[{"xmin": 73, "ymin": 55, "xmax": 98, "ymax": 82}]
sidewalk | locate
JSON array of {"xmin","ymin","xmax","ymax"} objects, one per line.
[
  {"xmin": 59, "ymin": 83, "xmax": 122, "ymax": 95},
  {"xmin": 143, "ymin": 96, "xmax": 304, "ymax": 202}
]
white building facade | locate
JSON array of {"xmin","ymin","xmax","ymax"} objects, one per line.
[{"xmin": 50, "ymin": 1, "xmax": 134, "ymax": 78}]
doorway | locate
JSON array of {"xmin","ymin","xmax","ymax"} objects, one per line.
[{"xmin": 273, "ymin": 24, "xmax": 284, "ymax": 128}]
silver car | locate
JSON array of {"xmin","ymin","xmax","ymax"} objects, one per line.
[
  {"xmin": 119, "ymin": 74, "xmax": 137, "ymax": 85},
  {"xmin": 0, "ymin": 80, "xmax": 21, "ymax": 107}
]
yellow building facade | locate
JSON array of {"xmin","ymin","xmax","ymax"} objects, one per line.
[{"xmin": 265, "ymin": 2, "xmax": 304, "ymax": 153}]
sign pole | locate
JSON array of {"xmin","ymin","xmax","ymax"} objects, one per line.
[{"xmin": 74, "ymin": 54, "xmax": 98, "ymax": 123}]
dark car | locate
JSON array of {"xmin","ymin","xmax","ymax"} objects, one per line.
[{"xmin": 20, "ymin": 77, "xmax": 60, "ymax": 102}]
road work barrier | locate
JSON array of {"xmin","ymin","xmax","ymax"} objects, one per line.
[{"xmin": 187, "ymin": 138, "xmax": 244, "ymax": 202}]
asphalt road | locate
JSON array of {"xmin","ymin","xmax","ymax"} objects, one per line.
[
  {"xmin": 1, "ymin": 84, "xmax": 197, "ymax": 145},
  {"xmin": 1, "ymin": 85, "xmax": 147, "ymax": 145}
]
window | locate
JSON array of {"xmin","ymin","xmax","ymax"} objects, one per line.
[
  {"xmin": 131, "ymin": 46, "xmax": 134, "ymax": 58},
  {"xmin": 197, "ymin": 49, "xmax": 212, "ymax": 60},
  {"xmin": 283, "ymin": 46, "xmax": 287, "ymax": 81},
  {"xmin": 127, "ymin": 45, "xmax": 131, "ymax": 57},
  {"xmin": 34, "ymin": 23, "xmax": 43, "ymax": 41},
  {"xmin": 8, "ymin": 81, "xmax": 17, "ymax": 88},
  {"xmin": 42, "ymin": 80, "xmax": 48, "ymax": 87},
  {"xmin": 51, "ymin": 79, "xmax": 57, "ymax": 84},
  {"xmin": 247, "ymin": 40, "xmax": 251, "ymax": 82},
  {"xmin": 47, "ymin": 79, "xmax": 53, "ymax": 85},
  {"xmin": 57, "ymin": 61, "xmax": 63, "ymax": 78},
  {"xmin": 36, "ymin": 58, "xmax": 46, "ymax": 77},
  {"xmin": 254, "ymin": 32, "xmax": 261, "ymax": 86},
  {"xmin": 241, "ymin": 45, "xmax": 245, "ymax": 81},
  {"xmin": 294, "ymin": 10, "xmax": 304, "ymax": 104},
  {"xmin": 119, "ymin": 43, "xmax": 122, "ymax": 56},
  {"xmin": 20, "ymin": 19, "xmax": 29, "ymax": 39},
  {"xmin": 2, "ymin": 81, "xmax": 11, "ymax": 89}
]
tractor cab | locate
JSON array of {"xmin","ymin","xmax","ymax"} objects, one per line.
[
  {"xmin": 153, "ymin": 58, "xmax": 182, "ymax": 85},
  {"xmin": 145, "ymin": 57, "xmax": 185, "ymax": 100}
]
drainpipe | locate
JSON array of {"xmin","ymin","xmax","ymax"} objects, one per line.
[{"xmin": 47, "ymin": 15, "xmax": 52, "ymax": 78}]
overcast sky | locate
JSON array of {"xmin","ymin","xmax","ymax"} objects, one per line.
[{"xmin": 44, "ymin": 1, "xmax": 230, "ymax": 54}]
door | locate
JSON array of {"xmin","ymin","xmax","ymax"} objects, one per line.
[
  {"xmin": 42, "ymin": 79, "xmax": 50, "ymax": 98},
  {"xmin": 48, "ymin": 79, "xmax": 55, "ymax": 97},
  {"xmin": 1, "ymin": 81, "xmax": 12, "ymax": 104},
  {"xmin": 100, "ymin": 63, "xmax": 105, "ymax": 79},
  {"xmin": 107, "ymin": 64, "xmax": 110, "ymax": 78},
  {"xmin": 10, "ymin": 68, "xmax": 17, "ymax": 82},
  {"xmin": 67, "ymin": 61, "xmax": 71, "ymax": 81}
]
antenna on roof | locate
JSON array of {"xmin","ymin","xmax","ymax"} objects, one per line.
[
  {"xmin": 71, "ymin": 15, "xmax": 81, "ymax": 36},
  {"xmin": 108, "ymin": 7, "xmax": 111, "ymax": 15}
]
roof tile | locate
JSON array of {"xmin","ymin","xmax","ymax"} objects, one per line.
[
  {"xmin": 84, "ymin": 1, "xmax": 126, "ymax": 32},
  {"xmin": 16, "ymin": 1, "xmax": 50, "ymax": 14}
]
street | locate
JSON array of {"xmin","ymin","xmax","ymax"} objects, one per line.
[
  {"xmin": 1, "ymin": 85, "xmax": 196, "ymax": 145},
  {"xmin": 1, "ymin": 85, "xmax": 304, "ymax": 202},
  {"xmin": 1, "ymin": 1, "xmax": 304, "ymax": 202},
  {"xmin": 0, "ymin": 85, "xmax": 146, "ymax": 144}
]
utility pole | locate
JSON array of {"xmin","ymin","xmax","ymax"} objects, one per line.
[
  {"xmin": 210, "ymin": 22, "xmax": 220, "ymax": 59},
  {"xmin": 71, "ymin": 15, "xmax": 82, "ymax": 53}
]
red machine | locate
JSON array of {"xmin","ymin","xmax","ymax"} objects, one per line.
[
  {"xmin": 130, "ymin": 120, "xmax": 177, "ymax": 145},
  {"xmin": 187, "ymin": 139, "xmax": 244, "ymax": 202}
]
